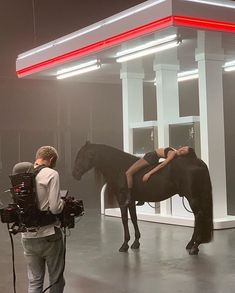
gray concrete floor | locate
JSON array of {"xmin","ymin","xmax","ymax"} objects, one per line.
[{"xmin": 1, "ymin": 209, "xmax": 235, "ymax": 293}]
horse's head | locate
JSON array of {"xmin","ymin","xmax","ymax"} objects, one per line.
[{"xmin": 72, "ymin": 141, "xmax": 95, "ymax": 180}]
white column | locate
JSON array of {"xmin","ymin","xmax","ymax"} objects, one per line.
[
  {"xmin": 154, "ymin": 63, "xmax": 180, "ymax": 146},
  {"xmin": 195, "ymin": 31, "xmax": 227, "ymax": 219},
  {"xmin": 120, "ymin": 61, "xmax": 145, "ymax": 153},
  {"xmin": 153, "ymin": 52, "xmax": 180, "ymax": 215}
]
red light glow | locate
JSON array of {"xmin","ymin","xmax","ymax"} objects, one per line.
[{"xmin": 173, "ymin": 16, "xmax": 235, "ymax": 32}]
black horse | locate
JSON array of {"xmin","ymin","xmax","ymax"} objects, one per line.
[{"xmin": 73, "ymin": 142, "xmax": 213, "ymax": 255}]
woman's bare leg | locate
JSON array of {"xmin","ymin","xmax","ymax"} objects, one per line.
[
  {"xmin": 126, "ymin": 158, "xmax": 149, "ymax": 188},
  {"xmin": 125, "ymin": 158, "xmax": 149, "ymax": 205}
]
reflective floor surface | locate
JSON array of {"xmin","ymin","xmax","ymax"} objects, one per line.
[{"xmin": 1, "ymin": 209, "xmax": 235, "ymax": 293}]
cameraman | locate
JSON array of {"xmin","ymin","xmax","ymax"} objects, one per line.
[{"xmin": 17, "ymin": 146, "xmax": 65, "ymax": 293}]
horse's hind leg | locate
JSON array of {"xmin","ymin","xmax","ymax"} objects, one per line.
[
  {"xmin": 119, "ymin": 205, "xmax": 130, "ymax": 252},
  {"xmin": 187, "ymin": 197, "xmax": 202, "ymax": 255},
  {"xmin": 186, "ymin": 232, "xmax": 196, "ymax": 251},
  {"xmin": 128, "ymin": 202, "xmax": 141, "ymax": 250},
  {"xmin": 186, "ymin": 230, "xmax": 200, "ymax": 255}
]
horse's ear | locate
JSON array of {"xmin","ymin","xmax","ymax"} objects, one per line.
[{"xmin": 85, "ymin": 141, "xmax": 90, "ymax": 146}]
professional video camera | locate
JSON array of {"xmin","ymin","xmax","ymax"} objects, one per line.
[{"xmin": 60, "ymin": 194, "xmax": 84, "ymax": 228}]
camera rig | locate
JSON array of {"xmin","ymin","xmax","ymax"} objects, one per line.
[
  {"xmin": 0, "ymin": 195, "xmax": 84, "ymax": 234},
  {"xmin": 0, "ymin": 166, "xmax": 84, "ymax": 234}
]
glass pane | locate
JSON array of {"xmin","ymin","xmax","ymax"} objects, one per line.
[
  {"xmin": 133, "ymin": 127, "xmax": 158, "ymax": 156},
  {"xmin": 169, "ymin": 122, "xmax": 201, "ymax": 157}
]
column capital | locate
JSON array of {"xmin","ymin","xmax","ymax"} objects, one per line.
[
  {"xmin": 195, "ymin": 51, "xmax": 225, "ymax": 62},
  {"xmin": 120, "ymin": 70, "xmax": 145, "ymax": 80},
  {"xmin": 196, "ymin": 30, "xmax": 224, "ymax": 62},
  {"xmin": 153, "ymin": 63, "xmax": 180, "ymax": 72}
]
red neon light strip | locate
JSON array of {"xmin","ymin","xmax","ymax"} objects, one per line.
[
  {"xmin": 173, "ymin": 15, "xmax": 235, "ymax": 32},
  {"xmin": 17, "ymin": 15, "xmax": 235, "ymax": 77},
  {"xmin": 16, "ymin": 16, "xmax": 173, "ymax": 76}
]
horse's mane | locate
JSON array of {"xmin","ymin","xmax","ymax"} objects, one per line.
[
  {"xmin": 91, "ymin": 143, "xmax": 138, "ymax": 187},
  {"xmin": 93, "ymin": 143, "xmax": 135, "ymax": 157},
  {"xmin": 91, "ymin": 143, "xmax": 139, "ymax": 164}
]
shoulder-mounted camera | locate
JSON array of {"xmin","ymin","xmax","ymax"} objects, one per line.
[{"xmin": 60, "ymin": 196, "xmax": 84, "ymax": 229}]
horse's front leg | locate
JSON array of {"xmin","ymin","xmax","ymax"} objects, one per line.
[
  {"xmin": 119, "ymin": 205, "xmax": 130, "ymax": 252},
  {"xmin": 128, "ymin": 201, "xmax": 141, "ymax": 250}
]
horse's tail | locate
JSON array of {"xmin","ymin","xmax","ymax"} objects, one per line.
[{"xmin": 197, "ymin": 167, "xmax": 214, "ymax": 243}]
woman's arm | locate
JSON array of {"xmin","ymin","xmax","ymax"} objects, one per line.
[{"xmin": 143, "ymin": 150, "xmax": 176, "ymax": 182}]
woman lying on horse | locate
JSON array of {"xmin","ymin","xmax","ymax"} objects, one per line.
[
  {"xmin": 125, "ymin": 146, "xmax": 196, "ymax": 206},
  {"xmin": 73, "ymin": 142, "xmax": 213, "ymax": 255}
]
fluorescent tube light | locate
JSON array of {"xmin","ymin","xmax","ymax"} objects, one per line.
[
  {"xmin": 116, "ymin": 40, "xmax": 180, "ymax": 63},
  {"xmin": 224, "ymin": 60, "xmax": 235, "ymax": 67},
  {"xmin": 151, "ymin": 69, "xmax": 199, "ymax": 84},
  {"xmin": 224, "ymin": 66, "xmax": 235, "ymax": 72},
  {"xmin": 57, "ymin": 64, "xmax": 101, "ymax": 80},
  {"xmin": 177, "ymin": 69, "xmax": 198, "ymax": 82},
  {"xmin": 178, "ymin": 69, "xmax": 198, "ymax": 77},
  {"xmin": 178, "ymin": 74, "xmax": 199, "ymax": 82},
  {"xmin": 57, "ymin": 59, "xmax": 98, "ymax": 75},
  {"xmin": 223, "ymin": 60, "xmax": 235, "ymax": 72},
  {"xmin": 116, "ymin": 34, "xmax": 177, "ymax": 57},
  {"xmin": 185, "ymin": 0, "xmax": 235, "ymax": 9}
]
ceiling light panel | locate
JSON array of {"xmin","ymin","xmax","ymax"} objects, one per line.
[
  {"xmin": 116, "ymin": 39, "xmax": 180, "ymax": 63},
  {"xmin": 57, "ymin": 64, "xmax": 101, "ymax": 80},
  {"xmin": 57, "ymin": 59, "xmax": 98, "ymax": 75}
]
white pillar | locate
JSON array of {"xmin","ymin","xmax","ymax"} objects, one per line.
[
  {"xmin": 120, "ymin": 61, "xmax": 145, "ymax": 153},
  {"xmin": 153, "ymin": 51, "xmax": 180, "ymax": 215},
  {"xmin": 195, "ymin": 31, "xmax": 227, "ymax": 219},
  {"xmin": 154, "ymin": 63, "xmax": 180, "ymax": 146}
]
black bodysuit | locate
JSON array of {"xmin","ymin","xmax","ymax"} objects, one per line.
[{"xmin": 143, "ymin": 147, "xmax": 174, "ymax": 165}]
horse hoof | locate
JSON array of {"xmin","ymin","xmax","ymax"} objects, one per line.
[
  {"xmin": 119, "ymin": 244, "xmax": 129, "ymax": 252},
  {"xmin": 131, "ymin": 241, "xmax": 140, "ymax": 250},
  {"xmin": 189, "ymin": 247, "xmax": 199, "ymax": 255}
]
